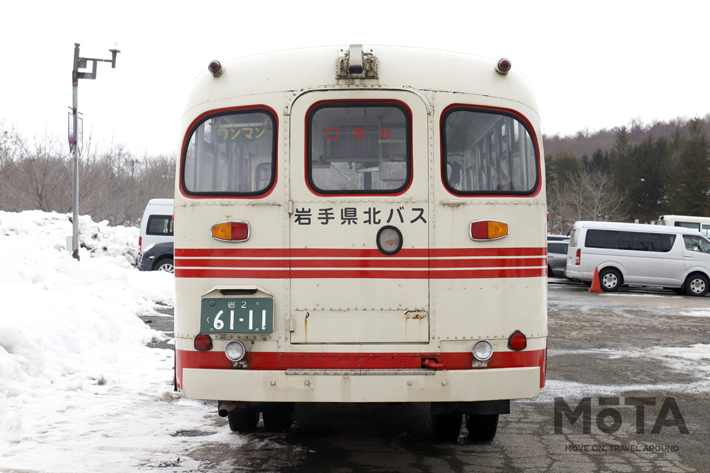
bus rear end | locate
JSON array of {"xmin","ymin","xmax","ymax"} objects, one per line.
[{"xmin": 174, "ymin": 46, "xmax": 547, "ymax": 440}]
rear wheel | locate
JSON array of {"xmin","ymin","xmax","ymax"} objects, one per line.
[
  {"xmin": 685, "ymin": 273, "xmax": 709, "ymax": 297},
  {"xmin": 599, "ymin": 268, "xmax": 622, "ymax": 292},
  {"xmin": 262, "ymin": 403, "xmax": 294, "ymax": 432},
  {"xmin": 432, "ymin": 412, "xmax": 462, "ymax": 441},
  {"xmin": 466, "ymin": 414, "xmax": 499, "ymax": 442},
  {"xmin": 228, "ymin": 408, "xmax": 259, "ymax": 432}
]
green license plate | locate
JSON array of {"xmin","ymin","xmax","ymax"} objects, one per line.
[{"xmin": 200, "ymin": 298, "xmax": 274, "ymax": 334}]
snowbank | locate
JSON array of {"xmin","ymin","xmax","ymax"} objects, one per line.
[{"xmin": 0, "ymin": 210, "xmax": 174, "ymax": 440}]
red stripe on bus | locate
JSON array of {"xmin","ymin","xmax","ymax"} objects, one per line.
[
  {"xmin": 175, "ymin": 349, "xmax": 546, "ymax": 390},
  {"xmin": 175, "ymin": 268, "xmax": 546, "ymax": 279},
  {"xmin": 429, "ymin": 258, "xmax": 547, "ymax": 268},
  {"xmin": 175, "ymin": 247, "xmax": 546, "ymax": 258},
  {"xmin": 175, "ymin": 257, "xmax": 547, "ymax": 270}
]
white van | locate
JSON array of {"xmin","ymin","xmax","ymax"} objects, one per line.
[
  {"xmin": 138, "ymin": 198, "xmax": 174, "ymax": 255},
  {"xmin": 565, "ymin": 221, "xmax": 710, "ymax": 296}
]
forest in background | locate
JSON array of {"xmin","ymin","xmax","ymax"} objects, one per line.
[
  {"xmin": 2, "ymin": 114, "xmax": 710, "ymax": 230},
  {"xmin": 545, "ymin": 114, "xmax": 710, "ymax": 234}
]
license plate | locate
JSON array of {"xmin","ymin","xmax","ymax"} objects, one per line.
[{"xmin": 200, "ymin": 298, "xmax": 274, "ymax": 334}]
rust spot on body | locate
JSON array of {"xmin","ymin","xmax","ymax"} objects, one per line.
[
  {"xmin": 304, "ymin": 312, "xmax": 310, "ymax": 343},
  {"xmin": 405, "ymin": 310, "xmax": 428, "ymax": 320}
]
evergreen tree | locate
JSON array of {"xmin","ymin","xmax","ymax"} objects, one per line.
[
  {"xmin": 668, "ymin": 118, "xmax": 710, "ymax": 215},
  {"xmin": 611, "ymin": 127, "xmax": 632, "ymax": 196},
  {"xmin": 553, "ymin": 152, "xmax": 581, "ymax": 190},
  {"xmin": 628, "ymin": 134, "xmax": 670, "ymax": 222}
]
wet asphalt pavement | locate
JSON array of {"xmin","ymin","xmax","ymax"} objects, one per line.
[{"xmin": 142, "ymin": 280, "xmax": 710, "ymax": 472}]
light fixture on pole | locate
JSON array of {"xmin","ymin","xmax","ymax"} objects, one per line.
[{"xmin": 69, "ymin": 43, "xmax": 120, "ymax": 260}]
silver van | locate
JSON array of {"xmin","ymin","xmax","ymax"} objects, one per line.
[{"xmin": 565, "ymin": 221, "xmax": 710, "ymax": 296}]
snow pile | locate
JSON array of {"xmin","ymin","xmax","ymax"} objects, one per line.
[{"xmin": 0, "ymin": 210, "xmax": 174, "ymax": 439}]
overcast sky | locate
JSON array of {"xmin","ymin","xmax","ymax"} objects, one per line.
[{"xmin": 2, "ymin": 1, "xmax": 708, "ymax": 157}]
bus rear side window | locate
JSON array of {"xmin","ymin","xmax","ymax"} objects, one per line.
[
  {"xmin": 182, "ymin": 110, "xmax": 276, "ymax": 196},
  {"xmin": 307, "ymin": 103, "xmax": 411, "ymax": 194},
  {"xmin": 442, "ymin": 108, "xmax": 538, "ymax": 195}
]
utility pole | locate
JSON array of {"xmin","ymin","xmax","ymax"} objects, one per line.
[{"xmin": 70, "ymin": 43, "xmax": 120, "ymax": 260}]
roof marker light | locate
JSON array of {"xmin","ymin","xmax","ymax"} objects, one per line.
[
  {"xmin": 496, "ymin": 58, "xmax": 512, "ymax": 74},
  {"xmin": 208, "ymin": 60, "xmax": 223, "ymax": 77}
]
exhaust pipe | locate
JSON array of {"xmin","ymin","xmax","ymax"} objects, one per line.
[{"xmin": 218, "ymin": 401, "xmax": 243, "ymax": 417}]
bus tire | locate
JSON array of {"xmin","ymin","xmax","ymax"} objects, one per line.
[
  {"xmin": 599, "ymin": 268, "xmax": 621, "ymax": 292},
  {"xmin": 263, "ymin": 403, "xmax": 294, "ymax": 432},
  {"xmin": 228, "ymin": 408, "xmax": 259, "ymax": 432},
  {"xmin": 466, "ymin": 414, "xmax": 499, "ymax": 442},
  {"xmin": 432, "ymin": 412, "xmax": 462, "ymax": 441},
  {"xmin": 684, "ymin": 273, "xmax": 709, "ymax": 297}
]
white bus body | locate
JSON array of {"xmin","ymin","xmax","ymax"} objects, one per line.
[
  {"xmin": 565, "ymin": 220, "xmax": 710, "ymax": 296},
  {"xmin": 173, "ymin": 45, "xmax": 547, "ymax": 439},
  {"xmin": 658, "ymin": 215, "xmax": 710, "ymax": 238}
]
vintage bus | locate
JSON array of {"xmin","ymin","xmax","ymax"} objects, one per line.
[{"xmin": 174, "ymin": 45, "xmax": 547, "ymax": 441}]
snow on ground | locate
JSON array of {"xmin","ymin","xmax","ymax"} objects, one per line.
[{"xmin": 0, "ymin": 211, "xmax": 242, "ymax": 472}]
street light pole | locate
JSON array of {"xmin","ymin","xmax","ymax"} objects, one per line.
[{"xmin": 70, "ymin": 43, "xmax": 120, "ymax": 260}]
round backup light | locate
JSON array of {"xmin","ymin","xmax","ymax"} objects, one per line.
[
  {"xmin": 208, "ymin": 60, "xmax": 223, "ymax": 76},
  {"xmin": 496, "ymin": 58, "xmax": 512, "ymax": 74},
  {"xmin": 473, "ymin": 340, "xmax": 494, "ymax": 361},
  {"xmin": 225, "ymin": 341, "xmax": 246, "ymax": 361},
  {"xmin": 508, "ymin": 331, "xmax": 527, "ymax": 351},
  {"xmin": 194, "ymin": 334, "xmax": 212, "ymax": 352}
]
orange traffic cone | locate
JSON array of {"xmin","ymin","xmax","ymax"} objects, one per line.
[{"xmin": 589, "ymin": 267, "xmax": 603, "ymax": 293}]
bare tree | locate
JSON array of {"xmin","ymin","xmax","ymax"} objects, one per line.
[{"xmin": 550, "ymin": 169, "xmax": 625, "ymax": 234}]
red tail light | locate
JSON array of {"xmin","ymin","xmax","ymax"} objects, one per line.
[
  {"xmin": 138, "ymin": 236, "xmax": 142, "ymax": 255},
  {"xmin": 575, "ymin": 248, "xmax": 581, "ymax": 265},
  {"xmin": 508, "ymin": 331, "xmax": 527, "ymax": 351},
  {"xmin": 470, "ymin": 220, "xmax": 508, "ymax": 241},
  {"xmin": 194, "ymin": 334, "xmax": 213, "ymax": 351},
  {"xmin": 211, "ymin": 221, "xmax": 250, "ymax": 242}
]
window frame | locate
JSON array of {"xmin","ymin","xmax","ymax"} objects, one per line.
[
  {"xmin": 179, "ymin": 105, "xmax": 278, "ymax": 199},
  {"xmin": 305, "ymin": 100, "xmax": 413, "ymax": 197},
  {"xmin": 440, "ymin": 104, "xmax": 541, "ymax": 197}
]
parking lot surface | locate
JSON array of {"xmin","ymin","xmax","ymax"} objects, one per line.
[{"xmin": 154, "ymin": 280, "xmax": 710, "ymax": 472}]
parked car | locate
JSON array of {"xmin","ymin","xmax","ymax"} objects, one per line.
[
  {"xmin": 137, "ymin": 199, "xmax": 174, "ymax": 272},
  {"xmin": 547, "ymin": 238, "xmax": 569, "ymax": 277},
  {"xmin": 565, "ymin": 221, "xmax": 710, "ymax": 296},
  {"xmin": 138, "ymin": 241, "xmax": 174, "ymax": 273}
]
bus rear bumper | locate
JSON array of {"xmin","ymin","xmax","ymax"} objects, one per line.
[{"xmin": 182, "ymin": 366, "xmax": 542, "ymax": 403}]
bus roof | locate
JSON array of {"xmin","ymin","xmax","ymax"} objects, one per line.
[{"xmin": 181, "ymin": 45, "xmax": 539, "ymax": 120}]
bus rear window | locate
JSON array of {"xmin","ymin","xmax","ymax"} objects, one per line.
[
  {"xmin": 182, "ymin": 110, "xmax": 276, "ymax": 196},
  {"xmin": 442, "ymin": 108, "xmax": 537, "ymax": 195},
  {"xmin": 308, "ymin": 103, "xmax": 411, "ymax": 194}
]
